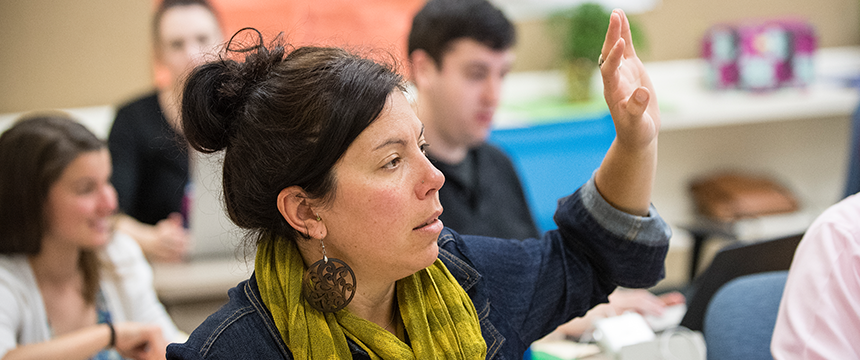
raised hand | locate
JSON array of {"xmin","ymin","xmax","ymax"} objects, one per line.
[
  {"xmin": 600, "ymin": 8, "xmax": 660, "ymax": 151},
  {"xmin": 593, "ymin": 9, "xmax": 661, "ymax": 216}
]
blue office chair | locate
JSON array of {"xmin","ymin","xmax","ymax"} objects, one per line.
[
  {"xmin": 703, "ymin": 271, "xmax": 789, "ymax": 360},
  {"xmin": 489, "ymin": 113, "xmax": 615, "ymax": 233}
]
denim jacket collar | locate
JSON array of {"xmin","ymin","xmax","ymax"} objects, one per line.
[{"xmin": 438, "ymin": 232, "xmax": 507, "ymax": 359}]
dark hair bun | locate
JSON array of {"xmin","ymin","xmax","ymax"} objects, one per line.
[{"xmin": 181, "ymin": 28, "xmax": 285, "ymax": 153}]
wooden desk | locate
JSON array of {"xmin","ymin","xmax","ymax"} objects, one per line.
[{"xmin": 152, "ymin": 257, "xmax": 253, "ymax": 333}]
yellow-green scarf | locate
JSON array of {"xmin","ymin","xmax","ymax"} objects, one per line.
[{"xmin": 255, "ymin": 236, "xmax": 486, "ymax": 360}]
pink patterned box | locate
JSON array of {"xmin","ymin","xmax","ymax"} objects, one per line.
[{"xmin": 702, "ymin": 19, "xmax": 817, "ymax": 91}]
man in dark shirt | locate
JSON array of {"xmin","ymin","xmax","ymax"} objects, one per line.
[{"xmin": 407, "ymin": 0, "xmax": 540, "ymax": 239}]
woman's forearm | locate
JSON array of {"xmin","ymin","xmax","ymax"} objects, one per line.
[{"xmin": 3, "ymin": 323, "xmax": 112, "ymax": 360}]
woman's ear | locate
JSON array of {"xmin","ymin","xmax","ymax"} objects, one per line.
[
  {"xmin": 277, "ymin": 186, "xmax": 326, "ymax": 239},
  {"xmin": 409, "ymin": 49, "xmax": 438, "ymax": 89}
]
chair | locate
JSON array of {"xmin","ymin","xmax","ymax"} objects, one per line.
[
  {"xmin": 679, "ymin": 233, "xmax": 802, "ymax": 332},
  {"xmin": 489, "ymin": 113, "xmax": 615, "ymax": 233},
  {"xmin": 703, "ymin": 271, "xmax": 788, "ymax": 360}
]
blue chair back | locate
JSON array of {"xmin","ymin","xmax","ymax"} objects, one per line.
[
  {"xmin": 489, "ymin": 114, "xmax": 615, "ymax": 232},
  {"xmin": 703, "ymin": 271, "xmax": 789, "ymax": 360}
]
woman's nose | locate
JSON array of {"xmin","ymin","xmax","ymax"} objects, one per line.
[
  {"xmin": 100, "ymin": 184, "xmax": 118, "ymax": 214},
  {"xmin": 418, "ymin": 159, "xmax": 445, "ymax": 199}
]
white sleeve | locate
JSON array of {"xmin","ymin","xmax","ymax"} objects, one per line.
[
  {"xmin": 0, "ymin": 276, "xmax": 22, "ymax": 358},
  {"xmin": 0, "ymin": 257, "xmax": 51, "ymax": 358},
  {"xmin": 103, "ymin": 232, "xmax": 182, "ymax": 342}
]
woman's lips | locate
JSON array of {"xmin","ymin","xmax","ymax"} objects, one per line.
[
  {"xmin": 414, "ymin": 218, "xmax": 443, "ymax": 233},
  {"xmin": 414, "ymin": 210, "xmax": 443, "ymax": 232}
]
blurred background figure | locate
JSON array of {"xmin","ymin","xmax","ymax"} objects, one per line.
[
  {"xmin": 0, "ymin": 114, "xmax": 180, "ymax": 360},
  {"xmin": 108, "ymin": 0, "xmax": 224, "ymax": 263}
]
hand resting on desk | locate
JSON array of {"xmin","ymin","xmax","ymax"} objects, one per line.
[{"xmin": 552, "ymin": 289, "xmax": 686, "ymax": 340}]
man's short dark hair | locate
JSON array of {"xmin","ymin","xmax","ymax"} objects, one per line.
[{"xmin": 408, "ymin": 0, "xmax": 516, "ymax": 68}]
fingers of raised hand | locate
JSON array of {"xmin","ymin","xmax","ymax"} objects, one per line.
[
  {"xmin": 617, "ymin": 9, "xmax": 636, "ymax": 57},
  {"xmin": 601, "ymin": 10, "xmax": 622, "ymax": 59},
  {"xmin": 600, "ymin": 38, "xmax": 626, "ymax": 75},
  {"xmin": 625, "ymin": 87, "xmax": 650, "ymax": 118}
]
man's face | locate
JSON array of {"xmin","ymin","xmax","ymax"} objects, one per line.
[
  {"xmin": 420, "ymin": 38, "xmax": 515, "ymax": 149},
  {"xmin": 156, "ymin": 4, "xmax": 223, "ymax": 86}
]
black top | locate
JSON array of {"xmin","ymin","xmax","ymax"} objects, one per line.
[
  {"xmin": 431, "ymin": 143, "xmax": 540, "ymax": 240},
  {"xmin": 108, "ymin": 92, "xmax": 189, "ymax": 225}
]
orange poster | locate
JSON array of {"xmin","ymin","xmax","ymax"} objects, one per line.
[{"xmin": 154, "ymin": 0, "xmax": 426, "ymax": 86}]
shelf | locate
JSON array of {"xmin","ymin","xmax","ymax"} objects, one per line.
[{"xmin": 496, "ymin": 46, "xmax": 860, "ymax": 131}]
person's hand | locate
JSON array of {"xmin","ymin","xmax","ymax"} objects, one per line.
[
  {"xmin": 114, "ymin": 322, "xmax": 167, "ymax": 360},
  {"xmin": 607, "ymin": 289, "xmax": 686, "ymax": 317},
  {"xmin": 142, "ymin": 213, "xmax": 191, "ymax": 263},
  {"xmin": 592, "ymin": 8, "xmax": 661, "ymax": 216},
  {"xmin": 600, "ymin": 9, "xmax": 660, "ymax": 152},
  {"xmin": 551, "ymin": 289, "xmax": 686, "ymax": 340}
]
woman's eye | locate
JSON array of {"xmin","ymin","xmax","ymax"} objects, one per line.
[
  {"xmin": 419, "ymin": 143, "xmax": 430, "ymax": 157},
  {"xmin": 75, "ymin": 182, "xmax": 97, "ymax": 195},
  {"xmin": 383, "ymin": 157, "xmax": 402, "ymax": 169}
]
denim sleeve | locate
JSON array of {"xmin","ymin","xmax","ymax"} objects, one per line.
[
  {"xmin": 573, "ymin": 176, "xmax": 671, "ymax": 246},
  {"xmin": 448, "ymin": 174, "xmax": 671, "ymax": 350}
]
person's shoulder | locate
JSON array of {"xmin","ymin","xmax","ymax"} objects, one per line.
[
  {"xmin": 474, "ymin": 142, "xmax": 508, "ymax": 158},
  {"xmin": 474, "ymin": 143, "xmax": 518, "ymax": 169},
  {"xmin": 109, "ymin": 91, "xmax": 163, "ymax": 141},
  {"xmin": 113, "ymin": 91, "xmax": 161, "ymax": 123},
  {"xmin": 0, "ymin": 254, "xmax": 37, "ymax": 310},
  {"xmin": 116, "ymin": 91, "xmax": 159, "ymax": 112},
  {"xmin": 810, "ymin": 193, "xmax": 860, "ymax": 234},
  {"xmin": 0, "ymin": 254, "xmax": 33, "ymax": 286},
  {"xmin": 800, "ymin": 193, "xmax": 860, "ymax": 251}
]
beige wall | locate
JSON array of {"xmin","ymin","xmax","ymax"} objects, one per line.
[
  {"xmin": 1, "ymin": 0, "xmax": 858, "ymax": 112},
  {"xmin": 513, "ymin": 0, "xmax": 860, "ymax": 71},
  {"xmin": 0, "ymin": 0, "xmax": 153, "ymax": 114}
]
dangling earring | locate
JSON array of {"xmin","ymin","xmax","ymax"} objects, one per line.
[{"xmin": 301, "ymin": 235, "xmax": 356, "ymax": 313}]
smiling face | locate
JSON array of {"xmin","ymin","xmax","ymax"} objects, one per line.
[
  {"xmin": 156, "ymin": 4, "xmax": 223, "ymax": 86},
  {"xmin": 42, "ymin": 149, "xmax": 117, "ymax": 250},
  {"xmin": 317, "ymin": 90, "xmax": 446, "ymax": 282},
  {"xmin": 418, "ymin": 38, "xmax": 515, "ymax": 151}
]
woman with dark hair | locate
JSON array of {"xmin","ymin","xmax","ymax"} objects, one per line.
[
  {"xmin": 169, "ymin": 10, "xmax": 667, "ymax": 359},
  {"xmin": 0, "ymin": 114, "xmax": 180, "ymax": 360},
  {"xmin": 108, "ymin": 0, "xmax": 224, "ymax": 263}
]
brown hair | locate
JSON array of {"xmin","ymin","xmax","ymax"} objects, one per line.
[
  {"xmin": 0, "ymin": 113, "xmax": 107, "ymax": 303},
  {"xmin": 408, "ymin": 0, "xmax": 516, "ymax": 68},
  {"xmin": 181, "ymin": 29, "xmax": 405, "ymax": 245}
]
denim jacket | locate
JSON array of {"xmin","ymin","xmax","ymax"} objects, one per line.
[{"xmin": 167, "ymin": 178, "xmax": 671, "ymax": 360}]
